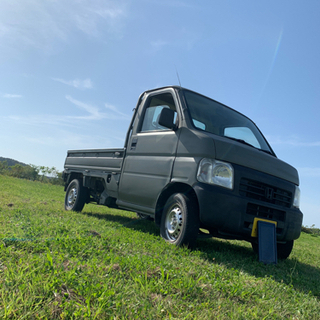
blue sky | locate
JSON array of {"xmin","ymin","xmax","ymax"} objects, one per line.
[{"xmin": 1, "ymin": 0, "xmax": 319, "ymax": 227}]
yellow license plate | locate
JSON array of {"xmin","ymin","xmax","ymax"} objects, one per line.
[{"xmin": 251, "ymin": 218, "xmax": 277, "ymax": 237}]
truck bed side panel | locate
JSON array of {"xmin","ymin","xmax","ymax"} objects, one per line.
[{"xmin": 64, "ymin": 148, "xmax": 125, "ymax": 173}]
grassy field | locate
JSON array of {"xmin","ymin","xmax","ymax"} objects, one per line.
[{"xmin": 1, "ymin": 175, "xmax": 320, "ymax": 319}]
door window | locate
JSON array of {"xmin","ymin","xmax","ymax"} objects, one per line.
[{"xmin": 140, "ymin": 93, "xmax": 177, "ymax": 132}]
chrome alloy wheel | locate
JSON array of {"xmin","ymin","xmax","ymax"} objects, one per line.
[
  {"xmin": 165, "ymin": 205, "xmax": 183, "ymax": 241},
  {"xmin": 67, "ymin": 187, "xmax": 77, "ymax": 208}
]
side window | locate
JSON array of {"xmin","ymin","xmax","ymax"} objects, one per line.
[
  {"xmin": 140, "ymin": 92, "xmax": 177, "ymax": 132},
  {"xmin": 192, "ymin": 119, "xmax": 206, "ymax": 130}
]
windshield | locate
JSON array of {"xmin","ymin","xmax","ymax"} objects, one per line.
[{"xmin": 183, "ymin": 90, "xmax": 273, "ymax": 154}]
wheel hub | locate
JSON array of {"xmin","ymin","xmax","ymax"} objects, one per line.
[
  {"xmin": 165, "ymin": 206, "xmax": 182, "ymax": 240},
  {"xmin": 67, "ymin": 188, "xmax": 77, "ymax": 207}
]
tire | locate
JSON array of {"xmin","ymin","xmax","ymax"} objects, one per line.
[
  {"xmin": 251, "ymin": 241, "xmax": 259, "ymax": 255},
  {"xmin": 160, "ymin": 193, "xmax": 199, "ymax": 248},
  {"xmin": 277, "ymin": 240, "xmax": 294, "ymax": 260},
  {"xmin": 251, "ymin": 240, "xmax": 294, "ymax": 260},
  {"xmin": 64, "ymin": 179, "xmax": 87, "ymax": 212}
]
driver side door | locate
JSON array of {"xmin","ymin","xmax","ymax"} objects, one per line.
[{"xmin": 118, "ymin": 89, "xmax": 180, "ymax": 214}]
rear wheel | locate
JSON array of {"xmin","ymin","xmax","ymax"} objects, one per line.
[
  {"xmin": 251, "ymin": 240, "xmax": 294, "ymax": 260},
  {"xmin": 65, "ymin": 179, "xmax": 87, "ymax": 212},
  {"xmin": 160, "ymin": 193, "xmax": 199, "ymax": 248}
]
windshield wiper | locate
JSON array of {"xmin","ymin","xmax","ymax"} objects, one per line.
[
  {"xmin": 259, "ymin": 149, "xmax": 274, "ymax": 155},
  {"xmin": 225, "ymin": 136, "xmax": 255, "ymax": 148},
  {"xmin": 225, "ymin": 136, "xmax": 274, "ymax": 156}
]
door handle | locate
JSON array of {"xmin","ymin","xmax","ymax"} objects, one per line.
[{"xmin": 130, "ymin": 137, "xmax": 138, "ymax": 150}]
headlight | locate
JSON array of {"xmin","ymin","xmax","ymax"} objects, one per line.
[
  {"xmin": 197, "ymin": 158, "xmax": 234, "ymax": 190},
  {"xmin": 293, "ymin": 186, "xmax": 300, "ymax": 208}
]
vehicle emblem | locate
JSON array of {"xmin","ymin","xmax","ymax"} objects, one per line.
[{"xmin": 265, "ymin": 187, "xmax": 274, "ymax": 200}]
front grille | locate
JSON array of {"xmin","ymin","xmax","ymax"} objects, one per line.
[
  {"xmin": 246, "ymin": 203, "xmax": 286, "ymax": 222},
  {"xmin": 240, "ymin": 178, "xmax": 292, "ymax": 208},
  {"xmin": 244, "ymin": 203, "xmax": 286, "ymax": 235}
]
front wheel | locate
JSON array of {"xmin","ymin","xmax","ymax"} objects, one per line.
[
  {"xmin": 277, "ymin": 240, "xmax": 294, "ymax": 260},
  {"xmin": 64, "ymin": 179, "xmax": 87, "ymax": 212},
  {"xmin": 160, "ymin": 193, "xmax": 199, "ymax": 248}
]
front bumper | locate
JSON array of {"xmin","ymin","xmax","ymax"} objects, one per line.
[{"xmin": 193, "ymin": 164, "xmax": 303, "ymax": 242}]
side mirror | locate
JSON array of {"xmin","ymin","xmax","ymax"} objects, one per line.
[{"xmin": 158, "ymin": 108, "xmax": 177, "ymax": 131}]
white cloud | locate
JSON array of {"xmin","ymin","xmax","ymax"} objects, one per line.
[
  {"xmin": 66, "ymin": 95, "xmax": 102, "ymax": 120},
  {"xmin": 105, "ymin": 103, "xmax": 130, "ymax": 119},
  {"xmin": 266, "ymin": 135, "xmax": 320, "ymax": 147},
  {"xmin": 75, "ymin": 1, "xmax": 127, "ymax": 31},
  {"xmin": 24, "ymin": 128, "xmax": 125, "ymax": 150},
  {"xmin": 151, "ymin": 0, "xmax": 197, "ymax": 9},
  {"xmin": 297, "ymin": 167, "xmax": 320, "ymax": 178},
  {"xmin": 72, "ymin": 2, "xmax": 126, "ymax": 37},
  {"xmin": 2, "ymin": 93, "xmax": 22, "ymax": 98},
  {"xmin": 2, "ymin": 95, "xmax": 130, "ymax": 128},
  {"xmin": 150, "ymin": 40, "xmax": 168, "ymax": 50},
  {"xmin": 52, "ymin": 78, "xmax": 93, "ymax": 89},
  {"xmin": 5, "ymin": 114, "xmax": 76, "ymax": 128},
  {"xmin": 66, "ymin": 95, "xmax": 130, "ymax": 121},
  {"xmin": 150, "ymin": 31, "xmax": 200, "ymax": 53},
  {"xmin": 0, "ymin": 0, "xmax": 128, "ymax": 53}
]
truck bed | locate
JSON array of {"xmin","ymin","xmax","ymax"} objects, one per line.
[{"xmin": 64, "ymin": 148, "xmax": 125, "ymax": 173}]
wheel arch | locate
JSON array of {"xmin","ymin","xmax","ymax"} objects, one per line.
[
  {"xmin": 64, "ymin": 171, "xmax": 84, "ymax": 191},
  {"xmin": 155, "ymin": 182, "xmax": 199, "ymax": 226}
]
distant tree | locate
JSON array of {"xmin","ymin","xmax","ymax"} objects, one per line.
[
  {"xmin": 39, "ymin": 166, "xmax": 47, "ymax": 181},
  {"xmin": 0, "ymin": 160, "xmax": 9, "ymax": 174},
  {"xmin": 51, "ymin": 171, "xmax": 64, "ymax": 186},
  {"xmin": 26, "ymin": 165, "xmax": 39, "ymax": 181},
  {"xmin": 8, "ymin": 164, "xmax": 38, "ymax": 180},
  {"xmin": 9, "ymin": 164, "xmax": 24, "ymax": 178},
  {"xmin": 0, "ymin": 157, "xmax": 27, "ymax": 167},
  {"xmin": 0, "ymin": 160, "xmax": 63, "ymax": 185},
  {"xmin": 50, "ymin": 167, "xmax": 58, "ymax": 178},
  {"xmin": 30, "ymin": 165, "xmax": 40, "ymax": 180}
]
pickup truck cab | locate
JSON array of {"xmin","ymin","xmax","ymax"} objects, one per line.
[{"xmin": 63, "ymin": 86, "xmax": 303, "ymax": 259}]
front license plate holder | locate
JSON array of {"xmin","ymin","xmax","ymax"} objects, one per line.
[{"xmin": 251, "ymin": 218, "xmax": 277, "ymax": 237}]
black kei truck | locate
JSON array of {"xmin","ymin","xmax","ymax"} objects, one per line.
[{"xmin": 63, "ymin": 86, "xmax": 303, "ymax": 259}]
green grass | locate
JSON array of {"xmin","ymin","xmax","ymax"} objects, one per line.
[{"xmin": 1, "ymin": 174, "xmax": 320, "ymax": 319}]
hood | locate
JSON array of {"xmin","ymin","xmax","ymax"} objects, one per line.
[{"xmin": 213, "ymin": 136, "xmax": 299, "ymax": 185}]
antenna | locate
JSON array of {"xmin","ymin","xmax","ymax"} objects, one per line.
[{"xmin": 175, "ymin": 66, "xmax": 182, "ymax": 87}]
